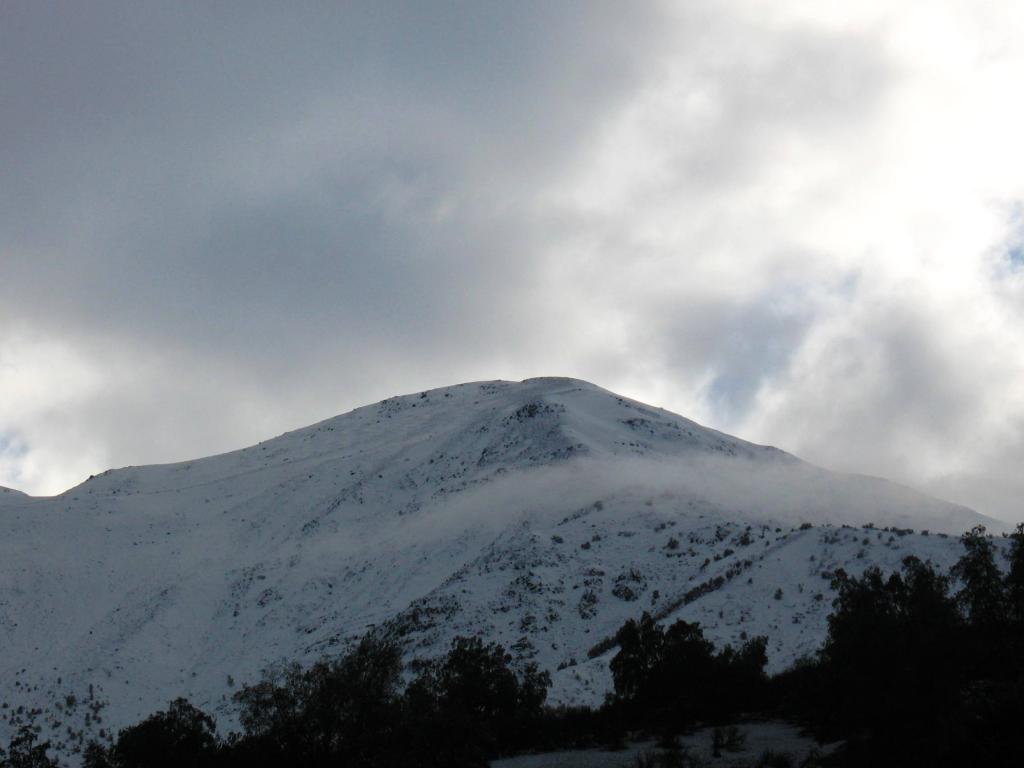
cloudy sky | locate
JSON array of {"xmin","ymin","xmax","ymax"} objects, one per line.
[{"xmin": 3, "ymin": 1, "xmax": 1024, "ymax": 522}]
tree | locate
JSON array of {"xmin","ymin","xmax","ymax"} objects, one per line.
[
  {"xmin": 609, "ymin": 613, "xmax": 764, "ymax": 727},
  {"xmin": 82, "ymin": 741, "xmax": 115, "ymax": 768},
  {"xmin": 609, "ymin": 613, "xmax": 665, "ymax": 703},
  {"xmin": 232, "ymin": 661, "xmax": 307, "ymax": 748},
  {"xmin": 714, "ymin": 635, "xmax": 769, "ymax": 714},
  {"xmin": 654, "ymin": 619, "xmax": 717, "ymax": 721},
  {"xmin": 112, "ymin": 698, "xmax": 217, "ymax": 768},
  {"xmin": 0, "ymin": 727, "xmax": 58, "ymax": 768},
  {"xmin": 1005, "ymin": 523, "xmax": 1024, "ymax": 626},
  {"xmin": 406, "ymin": 636, "xmax": 550, "ymax": 763},
  {"xmin": 232, "ymin": 635, "xmax": 404, "ymax": 766},
  {"xmin": 951, "ymin": 525, "xmax": 1006, "ymax": 628},
  {"xmin": 817, "ymin": 557, "xmax": 967, "ymax": 762}
]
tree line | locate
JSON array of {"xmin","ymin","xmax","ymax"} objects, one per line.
[
  {"xmin": 3, "ymin": 523, "xmax": 1023, "ymax": 767},
  {"xmin": 775, "ymin": 523, "xmax": 1024, "ymax": 766}
]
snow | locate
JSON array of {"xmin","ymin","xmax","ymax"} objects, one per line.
[
  {"xmin": 0, "ymin": 377, "xmax": 1002, "ymax": 759},
  {"xmin": 0, "ymin": 485, "xmax": 29, "ymax": 506},
  {"xmin": 492, "ymin": 720, "xmax": 836, "ymax": 768}
]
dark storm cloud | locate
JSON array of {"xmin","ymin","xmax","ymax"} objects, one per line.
[
  {"xmin": 0, "ymin": 0, "xmax": 666, "ymax": 362},
  {"xmin": 0, "ymin": 1, "xmax": 678, "ymax": 491}
]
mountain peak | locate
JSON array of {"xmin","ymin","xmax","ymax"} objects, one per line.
[
  {"xmin": 0, "ymin": 377, "xmax": 1004, "ymax": 758},
  {"xmin": 58, "ymin": 376, "xmax": 991, "ymax": 535}
]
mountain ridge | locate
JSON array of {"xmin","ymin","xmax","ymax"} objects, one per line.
[
  {"xmin": 0, "ymin": 377, "xmax": 1003, "ymax": 759},
  {"xmin": 0, "ymin": 484, "xmax": 29, "ymax": 503},
  {"xmin": 4, "ymin": 377, "xmax": 990, "ymax": 528}
]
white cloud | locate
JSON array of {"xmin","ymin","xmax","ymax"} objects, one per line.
[
  {"xmin": 3, "ymin": 1, "xmax": 1024, "ymax": 522},
  {"xmin": 532, "ymin": 0, "xmax": 1024, "ymax": 521}
]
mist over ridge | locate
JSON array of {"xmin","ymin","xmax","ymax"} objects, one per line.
[
  {"xmin": 0, "ymin": 376, "xmax": 1002, "ymax": 760},
  {"xmin": 6, "ymin": 376, "xmax": 998, "ymax": 535}
]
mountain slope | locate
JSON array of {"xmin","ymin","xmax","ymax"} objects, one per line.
[
  {"xmin": 0, "ymin": 485, "xmax": 28, "ymax": 506},
  {"xmin": 0, "ymin": 377, "xmax": 1000, "ymax": 758}
]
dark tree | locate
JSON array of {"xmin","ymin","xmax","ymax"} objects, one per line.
[
  {"xmin": 231, "ymin": 661, "xmax": 306, "ymax": 749},
  {"xmin": 0, "ymin": 727, "xmax": 58, "ymax": 768},
  {"xmin": 232, "ymin": 635, "xmax": 404, "ymax": 767},
  {"xmin": 609, "ymin": 612, "xmax": 665, "ymax": 703},
  {"xmin": 403, "ymin": 636, "xmax": 550, "ymax": 766},
  {"xmin": 1005, "ymin": 523, "xmax": 1024, "ymax": 626},
  {"xmin": 608, "ymin": 612, "xmax": 766, "ymax": 729},
  {"xmin": 653, "ymin": 619, "xmax": 717, "ymax": 721},
  {"xmin": 821, "ymin": 557, "xmax": 964, "ymax": 740},
  {"xmin": 951, "ymin": 525, "xmax": 1006, "ymax": 628},
  {"xmin": 82, "ymin": 741, "xmax": 115, "ymax": 768},
  {"xmin": 111, "ymin": 698, "xmax": 217, "ymax": 768}
]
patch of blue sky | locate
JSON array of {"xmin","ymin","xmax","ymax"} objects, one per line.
[
  {"xmin": 706, "ymin": 373, "xmax": 759, "ymax": 428},
  {"xmin": 0, "ymin": 431, "xmax": 28, "ymax": 459},
  {"xmin": 0, "ymin": 431, "xmax": 29, "ymax": 489},
  {"xmin": 1009, "ymin": 245, "xmax": 1024, "ymax": 269}
]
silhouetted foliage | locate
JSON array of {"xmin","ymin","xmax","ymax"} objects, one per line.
[
  {"xmin": 403, "ymin": 636, "xmax": 551, "ymax": 766},
  {"xmin": 45, "ymin": 520, "xmax": 1024, "ymax": 768},
  {"xmin": 777, "ymin": 527, "xmax": 1024, "ymax": 767},
  {"xmin": 0, "ymin": 727, "xmax": 58, "ymax": 768},
  {"xmin": 87, "ymin": 698, "xmax": 218, "ymax": 768},
  {"xmin": 1006, "ymin": 523, "xmax": 1024, "ymax": 625},
  {"xmin": 818, "ymin": 557, "xmax": 964, "ymax": 746},
  {"xmin": 82, "ymin": 741, "xmax": 115, "ymax": 768},
  {"xmin": 229, "ymin": 635, "xmax": 405, "ymax": 767},
  {"xmin": 609, "ymin": 612, "xmax": 767, "ymax": 729},
  {"xmin": 951, "ymin": 525, "xmax": 1006, "ymax": 628},
  {"xmin": 220, "ymin": 633, "xmax": 549, "ymax": 767}
]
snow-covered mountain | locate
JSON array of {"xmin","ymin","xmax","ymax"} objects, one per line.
[
  {"xmin": 0, "ymin": 485, "xmax": 28, "ymax": 506},
  {"xmin": 0, "ymin": 377, "xmax": 1003, "ymax": 758}
]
